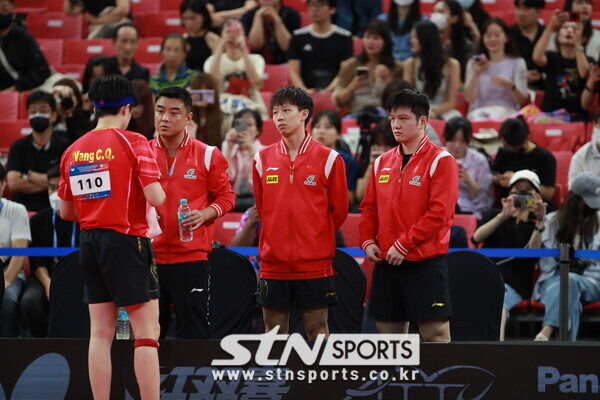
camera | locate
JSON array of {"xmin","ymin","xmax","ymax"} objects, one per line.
[
  {"xmin": 567, "ymin": 11, "xmax": 580, "ymax": 22},
  {"xmin": 356, "ymin": 66, "xmax": 369, "ymax": 79},
  {"xmin": 512, "ymin": 192, "xmax": 537, "ymax": 210}
]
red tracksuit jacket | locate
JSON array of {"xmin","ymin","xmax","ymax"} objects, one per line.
[
  {"xmin": 150, "ymin": 133, "xmax": 235, "ymax": 264},
  {"xmin": 253, "ymin": 134, "xmax": 349, "ymax": 279},
  {"xmin": 359, "ymin": 135, "xmax": 458, "ymax": 261}
]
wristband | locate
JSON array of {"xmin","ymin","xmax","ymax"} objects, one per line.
[{"xmin": 535, "ymin": 225, "xmax": 545, "ymax": 233}]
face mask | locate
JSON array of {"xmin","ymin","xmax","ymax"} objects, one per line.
[
  {"xmin": 0, "ymin": 13, "xmax": 13, "ymax": 30},
  {"xmin": 430, "ymin": 12, "xmax": 449, "ymax": 30},
  {"xmin": 28, "ymin": 113, "xmax": 51, "ymax": 133},
  {"xmin": 593, "ymin": 127, "xmax": 600, "ymax": 145},
  {"xmin": 49, "ymin": 192, "xmax": 60, "ymax": 212},
  {"xmin": 455, "ymin": 0, "xmax": 475, "ymax": 9},
  {"xmin": 393, "ymin": 0, "xmax": 414, "ymax": 6}
]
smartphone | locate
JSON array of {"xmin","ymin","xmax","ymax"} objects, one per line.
[
  {"xmin": 513, "ymin": 193, "xmax": 537, "ymax": 210},
  {"xmin": 356, "ymin": 66, "xmax": 369, "ymax": 79},
  {"xmin": 228, "ymin": 19, "xmax": 240, "ymax": 36},
  {"xmin": 567, "ymin": 11, "xmax": 580, "ymax": 22},
  {"xmin": 234, "ymin": 118, "xmax": 247, "ymax": 132},
  {"xmin": 188, "ymin": 89, "xmax": 215, "ymax": 104},
  {"xmin": 472, "ymin": 53, "xmax": 488, "ymax": 63}
]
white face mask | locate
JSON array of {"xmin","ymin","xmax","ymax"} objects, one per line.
[
  {"xmin": 593, "ymin": 127, "xmax": 600, "ymax": 145},
  {"xmin": 49, "ymin": 191, "xmax": 60, "ymax": 212},
  {"xmin": 430, "ymin": 12, "xmax": 449, "ymax": 31},
  {"xmin": 393, "ymin": 0, "xmax": 414, "ymax": 6}
]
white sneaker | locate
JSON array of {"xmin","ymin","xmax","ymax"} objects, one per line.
[{"xmin": 534, "ymin": 333, "xmax": 549, "ymax": 341}]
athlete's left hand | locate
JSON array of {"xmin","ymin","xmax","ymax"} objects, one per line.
[
  {"xmin": 386, "ymin": 246, "xmax": 405, "ymax": 266},
  {"xmin": 183, "ymin": 209, "xmax": 210, "ymax": 230}
]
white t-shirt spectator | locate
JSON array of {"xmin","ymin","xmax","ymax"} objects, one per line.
[{"xmin": 0, "ymin": 198, "xmax": 32, "ymax": 263}]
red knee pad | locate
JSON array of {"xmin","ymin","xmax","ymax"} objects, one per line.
[{"xmin": 134, "ymin": 338, "xmax": 160, "ymax": 349}]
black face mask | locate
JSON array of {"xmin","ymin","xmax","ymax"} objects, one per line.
[
  {"xmin": 29, "ymin": 114, "xmax": 51, "ymax": 133},
  {"xmin": 0, "ymin": 13, "xmax": 13, "ymax": 30}
]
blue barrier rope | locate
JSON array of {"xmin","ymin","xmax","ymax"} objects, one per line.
[{"xmin": 1, "ymin": 247, "xmax": 600, "ymax": 258}]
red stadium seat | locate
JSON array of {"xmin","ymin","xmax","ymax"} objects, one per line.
[
  {"xmin": 551, "ymin": 150, "xmax": 572, "ymax": 205},
  {"xmin": 37, "ymin": 38, "xmax": 63, "ymax": 67},
  {"xmin": 283, "ymin": 0, "xmax": 307, "ymax": 12},
  {"xmin": 131, "ymin": 0, "xmax": 160, "ymax": 14},
  {"xmin": 382, "ymin": 0, "xmax": 391, "ymax": 13},
  {"xmin": 260, "ymin": 119, "xmax": 281, "ymax": 146},
  {"xmin": 311, "ymin": 91, "xmax": 337, "ymax": 117},
  {"xmin": 45, "ymin": 0, "xmax": 62, "ymax": 11},
  {"xmin": 480, "ymin": 0, "xmax": 514, "ymax": 14},
  {"xmin": 455, "ymin": 91, "xmax": 468, "ymax": 116},
  {"xmin": 420, "ymin": 0, "xmax": 435, "ymax": 14},
  {"xmin": 138, "ymin": 12, "xmax": 186, "ymax": 38},
  {"xmin": 299, "ymin": 11, "xmax": 310, "ymax": 27},
  {"xmin": 528, "ymin": 122, "xmax": 586, "ymax": 153},
  {"xmin": 63, "ymin": 39, "xmax": 115, "ymax": 64},
  {"xmin": 259, "ymin": 91, "xmax": 273, "ymax": 112},
  {"xmin": 213, "ymin": 212, "xmax": 244, "ymax": 246},
  {"xmin": 454, "ymin": 214, "xmax": 479, "ymax": 249},
  {"xmin": 352, "ymin": 37, "xmax": 363, "ymax": 56},
  {"xmin": 53, "ymin": 64, "xmax": 85, "ymax": 83},
  {"xmin": 341, "ymin": 118, "xmax": 358, "ymax": 135},
  {"xmin": 262, "ymin": 64, "xmax": 289, "ymax": 92},
  {"xmin": 543, "ymin": 0, "xmax": 565, "ymax": 10},
  {"xmin": 533, "ymin": 90, "xmax": 545, "ymax": 109},
  {"xmin": 0, "ymin": 120, "xmax": 32, "ymax": 153},
  {"xmin": 18, "ymin": 91, "xmax": 32, "ymax": 120},
  {"xmin": 471, "ymin": 120, "xmax": 502, "ymax": 138},
  {"xmin": 592, "ymin": 12, "xmax": 600, "ymax": 30},
  {"xmin": 14, "ymin": 0, "xmax": 47, "ymax": 14},
  {"xmin": 583, "ymin": 301, "xmax": 600, "ymax": 314},
  {"xmin": 0, "ymin": 92, "xmax": 19, "ymax": 120},
  {"xmin": 340, "ymin": 213, "xmax": 360, "ymax": 248},
  {"xmin": 428, "ymin": 119, "xmax": 446, "ymax": 144},
  {"xmin": 27, "ymin": 13, "xmax": 83, "ymax": 39},
  {"xmin": 135, "ymin": 37, "xmax": 163, "ymax": 63},
  {"xmin": 160, "ymin": 0, "xmax": 181, "ymax": 11}
]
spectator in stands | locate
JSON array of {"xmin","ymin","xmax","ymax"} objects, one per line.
[
  {"xmin": 534, "ymin": 171, "xmax": 600, "ymax": 341},
  {"xmin": 0, "ymin": 0, "xmax": 51, "ymax": 91},
  {"xmin": 208, "ymin": 0, "xmax": 257, "ymax": 27},
  {"xmin": 204, "ymin": 19, "xmax": 266, "ymax": 116},
  {"xmin": 7, "ymin": 91, "xmax": 70, "ymax": 212},
  {"xmin": 356, "ymin": 118, "xmax": 397, "ymax": 202},
  {"xmin": 472, "ymin": 170, "xmax": 546, "ymax": 341},
  {"xmin": 242, "ymin": 0, "xmax": 300, "ymax": 65},
  {"xmin": 106, "ymin": 23, "xmax": 149, "ymax": 82},
  {"xmin": 63, "ymin": 0, "xmax": 131, "ymax": 39},
  {"xmin": 546, "ymin": 0, "xmax": 600, "ymax": 61},
  {"xmin": 458, "ymin": 0, "xmax": 488, "ymax": 36},
  {"xmin": 508, "ymin": 0, "xmax": 545, "ymax": 90},
  {"xmin": 182, "ymin": 0, "xmax": 219, "ymax": 71},
  {"xmin": 443, "ymin": 116, "xmax": 493, "ymax": 218},
  {"xmin": 376, "ymin": 0, "xmax": 423, "ymax": 61},
  {"xmin": 51, "ymin": 78, "xmax": 92, "ymax": 143},
  {"xmin": 311, "ymin": 110, "xmax": 358, "ymax": 204},
  {"xmin": 288, "ymin": 0, "xmax": 353, "ymax": 92},
  {"xmin": 187, "ymin": 72, "xmax": 223, "ymax": 147},
  {"xmin": 492, "ymin": 117, "xmax": 556, "ymax": 204},
  {"xmin": 150, "ymin": 33, "xmax": 198, "ymax": 94},
  {"xmin": 465, "ymin": 18, "xmax": 529, "ymax": 120},
  {"xmin": 431, "ymin": 0, "xmax": 476, "ymax": 80},
  {"xmin": 568, "ymin": 109, "xmax": 600, "ymax": 187},
  {"xmin": 21, "ymin": 166, "xmax": 79, "ymax": 338},
  {"xmin": 533, "ymin": 10, "xmax": 591, "ymax": 122},
  {"xmin": 335, "ymin": 0, "xmax": 381, "ymax": 37},
  {"xmin": 581, "ymin": 61, "xmax": 599, "ymax": 111},
  {"xmin": 230, "ymin": 205, "xmax": 261, "ymax": 268},
  {"xmin": 0, "ymin": 164, "xmax": 31, "ymax": 337},
  {"xmin": 403, "ymin": 21, "xmax": 462, "ymax": 121},
  {"xmin": 82, "ymin": 55, "xmax": 110, "ymax": 95},
  {"xmin": 222, "ymin": 108, "xmax": 265, "ymax": 211},
  {"xmin": 127, "ymin": 80, "xmax": 155, "ymax": 140},
  {"xmin": 334, "ymin": 19, "xmax": 403, "ymax": 115}
]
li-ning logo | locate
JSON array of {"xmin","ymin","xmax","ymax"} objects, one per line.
[
  {"xmin": 409, "ymin": 176, "xmax": 422, "ymax": 186},
  {"xmin": 304, "ymin": 175, "xmax": 317, "ymax": 186},
  {"xmin": 266, "ymin": 175, "xmax": 279, "ymax": 184},
  {"xmin": 184, "ymin": 169, "xmax": 197, "ymax": 180},
  {"xmin": 266, "ymin": 167, "xmax": 279, "ymax": 172}
]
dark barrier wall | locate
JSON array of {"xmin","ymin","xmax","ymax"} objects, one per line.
[{"xmin": 1, "ymin": 340, "xmax": 600, "ymax": 399}]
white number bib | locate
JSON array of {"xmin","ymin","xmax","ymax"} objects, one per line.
[{"xmin": 69, "ymin": 162, "xmax": 112, "ymax": 200}]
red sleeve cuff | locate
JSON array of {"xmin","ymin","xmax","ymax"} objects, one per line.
[
  {"xmin": 393, "ymin": 240, "xmax": 409, "ymax": 256},
  {"xmin": 361, "ymin": 240, "xmax": 376, "ymax": 252},
  {"xmin": 210, "ymin": 203, "xmax": 223, "ymax": 218}
]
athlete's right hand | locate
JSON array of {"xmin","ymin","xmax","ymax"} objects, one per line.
[{"xmin": 365, "ymin": 244, "xmax": 383, "ymax": 263}]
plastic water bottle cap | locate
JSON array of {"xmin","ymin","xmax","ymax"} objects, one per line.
[{"xmin": 180, "ymin": 199, "xmax": 188, "ymax": 205}]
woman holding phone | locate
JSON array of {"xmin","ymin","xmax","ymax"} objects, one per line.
[
  {"xmin": 333, "ymin": 19, "xmax": 403, "ymax": 115},
  {"xmin": 222, "ymin": 108, "xmax": 265, "ymax": 211},
  {"xmin": 187, "ymin": 72, "xmax": 222, "ymax": 147}
]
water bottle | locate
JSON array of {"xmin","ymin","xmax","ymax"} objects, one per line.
[
  {"xmin": 178, "ymin": 199, "xmax": 193, "ymax": 242},
  {"xmin": 116, "ymin": 307, "xmax": 130, "ymax": 340}
]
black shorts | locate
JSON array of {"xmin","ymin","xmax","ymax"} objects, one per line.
[
  {"xmin": 79, "ymin": 229, "xmax": 160, "ymax": 307},
  {"xmin": 256, "ymin": 276, "xmax": 338, "ymax": 309},
  {"xmin": 369, "ymin": 256, "xmax": 452, "ymax": 322}
]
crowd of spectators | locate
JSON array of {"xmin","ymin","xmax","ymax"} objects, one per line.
[{"xmin": 0, "ymin": 0, "xmax": 599, "ymax": 341}]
